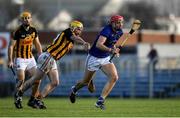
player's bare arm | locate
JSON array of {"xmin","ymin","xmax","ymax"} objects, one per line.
[
  {"xmin": 8, "ymin": 39, "xmax": 16, "ymax": 68},
  {"xmin": 96, "ymin": 36, "xmax": 111, "ymax": 52},
  {"xmin": 96, "ymin": 36, "xmax": 119, "ymax": 54},
  {"xmin": 34, "ymin": 36, "xmax": 42, "ymax": 55},
  {"xmin": 71, "ymin": 35, "xmax": 90, "ymax": 51}
]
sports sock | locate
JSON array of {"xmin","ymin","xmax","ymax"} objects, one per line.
[
  {"xmin": 98, "ymin": 96, "xmax": 105, "ymax": 102},
  {"xmin": 18, "ymin": 90, "xmax": 23, "ymax": 96},
  {"xmin": 74, "ymin": 83, "xmax": 87, "ymax": 93},
  {"xmin": 29, "ymin": 96, "xmax": 35, "ymax": 101}
]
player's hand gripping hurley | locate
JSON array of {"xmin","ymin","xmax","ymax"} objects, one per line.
[{"xmin": 109, "ymin": 19, "xmax": 141, "ymax": 62}]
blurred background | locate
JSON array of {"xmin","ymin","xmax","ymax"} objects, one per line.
[{"xmin": 0, "ymin": 0, "xmax": 180, "ymax": 98}]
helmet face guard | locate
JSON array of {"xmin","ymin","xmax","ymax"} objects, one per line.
[{"xmin": 110, "ymin": 15, "xmax": 124, "ymax": 30}]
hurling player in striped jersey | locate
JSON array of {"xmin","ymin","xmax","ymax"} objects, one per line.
[{"xmin": 18, "ymin": 20, "xmax": 90, "ymax": 109}]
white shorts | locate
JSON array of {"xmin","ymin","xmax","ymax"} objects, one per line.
[
  {"xmin": 85, "ymin": 54, "xmax": 111, "ymax": 71},
  {"xmin": 37, "ymin": 52, "xmax": 57, "ymax": 73},
  {"xmin": 15, "ymin": 57, "xmax": 36, "ymax": 70}
]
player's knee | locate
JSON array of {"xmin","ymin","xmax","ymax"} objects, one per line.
[
  {"xmin": 51, "ymin": 80, "xmax": 59, "ymax": 87},
  {"xmin": 111, "ymin": 75, "xmax": 119, "ymax": 82},
  {"xmin": 34, "ymin": 80, "xmax": 40, "ymax": 85}
]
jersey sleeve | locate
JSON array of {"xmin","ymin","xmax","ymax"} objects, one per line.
[
  {"xmin": 64, "ymin": 28, "xmax": 73, "ymax": 41},
  {"xmin": 13, "ymin": 31, "xmax": 20, "ymax": 40},
  {"xmin": 99, "ymin": 26, "xmax": 111, "ymax": 38}
]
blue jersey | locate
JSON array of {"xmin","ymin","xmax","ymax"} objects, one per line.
[{"xmin": 89, "ymin": 25, "xmax": 123, "ymax": 58}]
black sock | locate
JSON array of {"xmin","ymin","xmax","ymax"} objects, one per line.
[
  {"xmin": 18, "ymin": 90, "xmax": 23, "ymax": 96},
  {"xmin": 73, "ymin": 87, "xmax": 78, "ymax": 93},
  {"xmin": 29, "ymin": 96, "xmax": 35, "ymax": 101},
  {"xmin": 74, "ymin": 83, "xmax": 87, "ymax": 93}
]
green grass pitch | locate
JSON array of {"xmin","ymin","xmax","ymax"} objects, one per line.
[{"xmin": 0, "ymin": 97, "xmax": 180, "ymax": 117}]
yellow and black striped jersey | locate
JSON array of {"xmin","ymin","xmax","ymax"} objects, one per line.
[
  {"xmin": 45, "ymin": 28, "xmax": 74, "ymax": 60},
  {"xmin": 13, "ymin": 25, "xmax": 38, "ymax": 59}
]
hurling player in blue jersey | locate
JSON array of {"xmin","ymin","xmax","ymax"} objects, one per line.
[{"xmin": 69, "ymin": 15, "xmax": 124, "ymax": 110}]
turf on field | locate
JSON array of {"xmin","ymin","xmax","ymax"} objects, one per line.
[{"xmin": 0, "ymin": 97, "xmax": 180, "ymax": 117}]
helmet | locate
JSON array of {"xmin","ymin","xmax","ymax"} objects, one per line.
[
  {"xmin": 20, "ymin": 11, "xmax": 31, "ymax": 19},
  {"xmin": 70, "ymin": 20, "xmax": 83, "ymax": 31},
  {"xmin": 110, "ymin": 15, "xmax": 124, "ymax": 23},
  {"xmin": 110, "ymin": 15, "xmax": 124, "ymax": 30}
]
